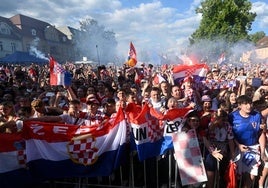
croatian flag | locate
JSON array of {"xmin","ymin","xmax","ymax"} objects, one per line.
[
  {"xmin": 152, "ymin": 73, "xmax": 166, "ymax": 86},
  {"xmin": 172, "ymin": 63, "xmax": 209, "ymax": 84},
  {"xmin": 22, "ymin": 108, "xmax": 127, "ymax": 179},
  {"xmin": 126, "ymin": 42, "xmax": 137, "ymax": 67},
  {"xmin": 128, "ymin": 103, "xmax": 190, "ymax": 161},
  {"xmin": 128, "ymin": 104, "xmax": 168, "ymax": 161},
  {"xmin": 150, "ymin": 107, "xmax": 191, "ymax": 152},
  {"xmin": 218, "ymin": 52, "xmax": 226, "ymax": 65},
  {"xmin": 0, "ymin": 133, "xmax": 35, "ymax": 188},
  {"xmin": 49, "ymin": 56, "xmax": 72, "ymax": 86},
  {"xmin": 128, "ymin": 42, "xmax": 137, "ymax": 62}
]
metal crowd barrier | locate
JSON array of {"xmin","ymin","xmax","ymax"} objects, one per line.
[
  {"xmin": 38, "ymin": 151, "xmax": 268, "ymax": 188},
  {"xmin": 38, "ymin": 151, "xmax": 183, "ymax": 188}
]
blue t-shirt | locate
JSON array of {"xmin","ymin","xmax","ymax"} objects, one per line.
[{"xmin": 229, "ymin": 110, "xmax": 262, "ymax": 146}]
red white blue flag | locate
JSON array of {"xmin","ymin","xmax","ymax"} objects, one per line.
[
  {"xmin": 218, "ymin": 52, "xmax": 226, "ymax": 65},
  {"xmin": 128, "ymin": 42, "xmax": 137, "ymax": 61},
  {"xmin": 0, "ymin": 108, "xmax": 127, "ymax": 186},
  {"xmin": 0, "ymin": 133, "xmax": 33, "ymax": 187},
  {"xmin": 22, "ymin": 108, "xmax": 127, "ymax": 179},
  {"xmin": 128, "ymin": 103, "xmax": 190, "ymax": 161},
  {"xmin": 49, "ymin": 56, "xmax": 72, "ymax": 86},
  {"xmin": 152, "ymin": 73, "xmax": 166, "ymax": 86},
  {"xmin": 172, "ymin": 63, "xmax": 209, "ymax": 84}
]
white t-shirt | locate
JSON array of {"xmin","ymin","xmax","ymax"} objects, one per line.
[{"xmin": 59, "ymin": 114, "xmax": 86, "ymax": 125}]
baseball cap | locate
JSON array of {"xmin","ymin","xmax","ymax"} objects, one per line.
[{"xmin": 201, "ymin": 95, "xmax": 212, "ymax": 102}]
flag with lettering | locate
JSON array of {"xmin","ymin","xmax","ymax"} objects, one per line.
[
  {"xmin": 128, "ymin": 103, "xmax": 190, "ymax": 161},
  {"xmin": 22, "ymin": 108, "xmax": 127, "ymax": 179},
  {"xmin": 172, "ymin": 63, "xmax": 209, "ymax": 84},
  {"xmin": 128, "ymin": 103, "xmax": 167, "ymax": 161},
  {"xmin": 151, "ymin": 107, "xmax": 191, "ymax": 154},
  {"xmin": 49, "ymin": 56, "xmax": 72, "ymax": 86}
]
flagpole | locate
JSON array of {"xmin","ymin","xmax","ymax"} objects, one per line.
[{"xmin": 96, "ymin": 45, "xmax": 100, "ymax": 66}]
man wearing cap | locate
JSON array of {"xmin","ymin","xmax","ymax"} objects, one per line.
[{"xmin": 84, "ymin": 97, "xmax": 105, "ymax": 126}]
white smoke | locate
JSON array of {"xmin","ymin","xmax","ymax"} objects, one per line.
[
  {"xmin": 29, "ymin": 37, "xmax": 49, "ymax": 60},
  {"xmin": 173, "ymin": 38, "xmax": 256, "ymax": 66}
]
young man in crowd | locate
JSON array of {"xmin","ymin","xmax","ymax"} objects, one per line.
[{"xmin": 229, "ymin": 95, "xmax": 267, "ymax": 188}]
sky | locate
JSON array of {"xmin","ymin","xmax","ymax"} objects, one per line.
[{"xmin": 1, "ymin": 0, "xmax": 268, "ymax": 61}]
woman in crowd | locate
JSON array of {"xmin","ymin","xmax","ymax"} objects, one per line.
[
  {"xmin": 224, "ymin": 90, "xmax": 238, "ymax": 113},
  {"xmin": 0, "ymin": 101, "xmax": 18, "ymax": 133},
  {"xmin": 181, "ymin": 110, "xmax": 220, "ymax": 187}
]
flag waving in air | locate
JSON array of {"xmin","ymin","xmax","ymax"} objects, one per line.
[
  {"xmin": 218, "ymin": 52, "xmax": 226, "ymax": 65},
  {"xmin": 127, "ymin": 42, "xmax": 137, "ymax": 67},
  {"xmin": 172, "ymin": 63, "xmax": 209, "ymax": 84},
  {"xmin": 49, "ymin": 56, "xmax": 72, "ymax": 86},
  {"xmin": 152, "ymin": 73, "xmax": 166, "ymax": 86}
]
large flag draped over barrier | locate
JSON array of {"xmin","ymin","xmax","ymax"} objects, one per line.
[
  {"xmin": 0, "ymin": 133, "xmax": 36, "ymax": 188},
  {"xmin": 1, "ymin": 104, "xmax": 209, "ymax": 187},
  {"xmin": 22, "ymin": 108, "xmax": 127, "ymax": 179},
  {"xmin": 0, "ymin": 108, "xmax": 127, "ymax": 187},
  {"xmin": 49, "ymin": 56, "xmax": 72, "ymax": 86},
  {"xmin": 0, "ymin": 133, "xmax": 26, "ymax": 173},
  {"xmin": 172, "ymin": 63, "xmax": 209, "ymax": 84}
]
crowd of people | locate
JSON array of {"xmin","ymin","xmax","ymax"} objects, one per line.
[{"xmin": 0, "ymin": 60, "xmax": 268, "ymax": 188}]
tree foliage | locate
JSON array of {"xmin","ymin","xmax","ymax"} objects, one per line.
[
  {"xmin": 75, "ymin": 18, "xmax": 118, "ymax": 64},
  {"xmin": 190, "ymin": 0, "xmax": 256, "ymax": 46},
  {"xmin": 249, "ymin": 31, "xmax": 266, "ymax": 44}
]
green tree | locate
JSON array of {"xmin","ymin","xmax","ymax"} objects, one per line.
[
  {"xmin": 76, "ymin": 18, "xmax": 118, "ymax": 64},
  {"xmin": 190, "ymin": 0, "xmax": 256, "ymax": 46},
  {"xmin": 249, "ymin": 31, "xmax": 266, "ymax": 44}
]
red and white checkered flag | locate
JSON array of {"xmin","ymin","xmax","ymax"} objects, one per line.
[{"xmin": 68, "ymin": 135, "xmax": 99, "ymax": 166}]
